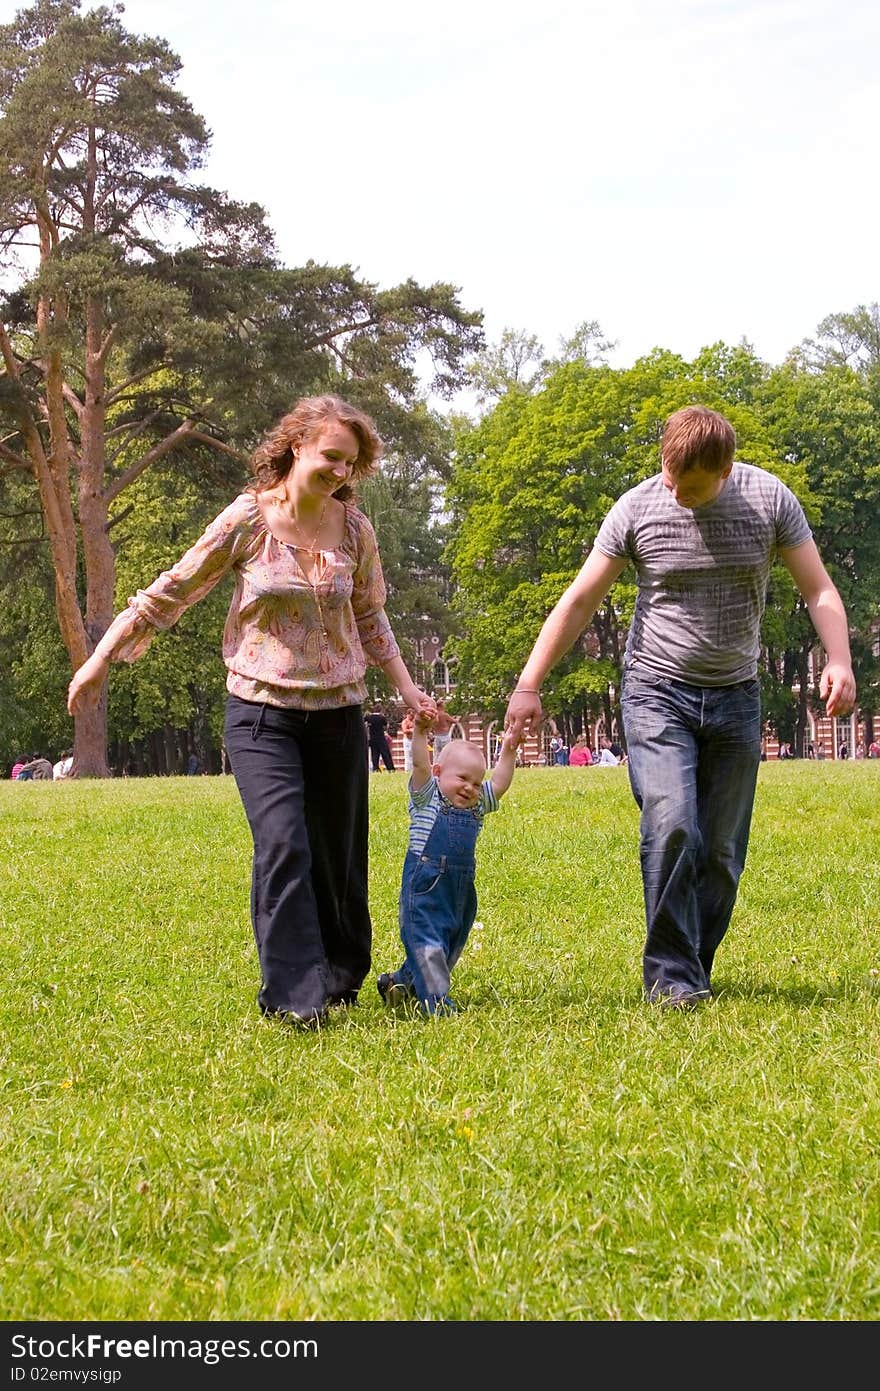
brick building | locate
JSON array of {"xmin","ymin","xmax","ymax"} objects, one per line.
[{"xmin": 383, "ymin": 624, "xmax": 878, "ymax": 767}]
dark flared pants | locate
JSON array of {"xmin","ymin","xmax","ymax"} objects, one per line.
[{"xmin": 224, "ymin": 695, "xmax": 371, "ymax": 1019}]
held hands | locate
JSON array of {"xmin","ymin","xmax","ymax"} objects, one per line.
[
  {"xmin": 820, "ymin": 662, "xmax": 856, "ymax": 718},
  {"xmin": 400, "ymin": 683, "xmax": 436, "ymax": 723},
  {"xmin": 414, "ymin": 708, "xmax": 435, "ymax": 734},
  {"xmin": 67, "ymin": 653, "xmax": 110, "ymax": 716},
  {"xmin": 489, "ymin": 726, "xmax": 521, "ymax": 797},
  {"xmin": 504, "ymin": 688, "xmax": 542, "ymax": 742}
]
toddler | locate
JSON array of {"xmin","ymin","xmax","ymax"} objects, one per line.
[{"xmin": 377, "ymin": 711, "xmax": 519, "ymax": 1016}]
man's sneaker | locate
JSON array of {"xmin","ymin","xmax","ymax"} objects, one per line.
[{"xmin": 377, "ymin": 972, "xmax": 412, "ymax": 1007}]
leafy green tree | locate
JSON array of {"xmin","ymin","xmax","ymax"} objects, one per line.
[
  {"xmin": 0, "ymin": 458, "xmax": 70, "ymax": 765},
  {"xmin": 445, "ymin": 342, "xmax": 843, "ymax": 743},
  {"xmin": 796, "ymin": 302, "xmax": 880, "ymax": 376},
  {"xmin": 550, "ymin": 319, "xmax": 617, "ymax": 371},
  {"xmin": 0, "ymin": 0, "xmax": 482, "ymax": 775},
  {"xmin": 759, "ymin": 360, "xmax": 880, "ymax": 750},
  {"xmin": 446, "ymin": 360, "xmax": 639, "ymax": 727},
  {"xmin": 99, "ymin": 454, "xmax": 234, "ymax": 773},
  {"xmin": 464, "ymin": 326, "xmax": 547, "ymax": 406},
  {"xmin": 464, "ymin": 319, "xmax": 617, "ymax": 413}
]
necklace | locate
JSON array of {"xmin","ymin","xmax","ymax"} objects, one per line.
[
  {"xmin": 272, "ymin": 491, "xmax": 331, "ymax": 666},
  {"xmin": 273, "ymin": 493, "xmax": 328, "ymax": 555}
]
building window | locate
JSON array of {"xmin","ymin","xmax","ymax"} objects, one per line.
[{"xmin": 433, "ymin": 658, "xmax": 452, "ymax": 691}]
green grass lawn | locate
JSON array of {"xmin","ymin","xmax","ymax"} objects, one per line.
[{"xmin": 2, "ymin": 762, "xmax": 879, "ymax": 1321}]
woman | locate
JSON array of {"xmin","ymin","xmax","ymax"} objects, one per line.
[
  {"xmin": 68, "ymin": 395, "xmax": 432, "ymax": 1027},
  {"xmin": 568, "ymin": 735, "xmax": 593, "ymax": 766}
]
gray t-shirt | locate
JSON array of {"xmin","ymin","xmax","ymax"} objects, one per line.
[{"xmin": 594, "ymin": 462, "xmax": 812, "ymax": 685}]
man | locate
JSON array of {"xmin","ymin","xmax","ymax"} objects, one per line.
[
  {"xmin": 53, "ymin": 750, "xmax": 73, "ymax": 780},
  {"xmin": 595, "ymin": 739, "xmax": 620, "ymax": 766},
  {"xmin": 364, "ymin": 707, "xmax": 395, "ymax": 772},
  {"xmin": 505, "ymin": 406, "xmax": 855, "ymax": 1009}
]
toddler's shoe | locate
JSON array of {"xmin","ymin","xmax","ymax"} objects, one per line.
[{"xmin": 377, "ymin": 972, "xmax": 413, "ymax": 1007}]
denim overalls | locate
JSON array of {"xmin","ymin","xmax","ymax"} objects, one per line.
[{"xmin": 394, "ymin": 792, "xmax": 483, "ymax": 1015}]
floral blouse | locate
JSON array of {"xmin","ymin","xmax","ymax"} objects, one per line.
[{"xmin": 94, "ymin": 492, "xmax": 400, "ymax": 710}]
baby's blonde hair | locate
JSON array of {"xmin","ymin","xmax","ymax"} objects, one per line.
[{"xmin": 436, "ymin": 740, "xmax": 486, "ymax": 774}]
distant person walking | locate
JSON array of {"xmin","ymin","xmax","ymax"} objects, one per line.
[
  {"xmin": 364, "ymin": 708, "xmax": 395, "ymax": 772},
  {"xmin": 505, "ymin": 405, "xmax": 855, "ymax": 1009}
]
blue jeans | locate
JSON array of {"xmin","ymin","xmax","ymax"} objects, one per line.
[{"xmin": 621, "ymin": 668, "xmax": 762, "ymax": 1001}]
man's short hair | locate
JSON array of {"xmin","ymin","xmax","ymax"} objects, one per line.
[{"xmin": 661, "ymin": 406, "xmax": 736, "ymax": 479}]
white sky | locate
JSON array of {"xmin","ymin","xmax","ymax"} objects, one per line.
[{"xmin": 74, "ymin": 1, "xmax": 880, "ymax": 378}]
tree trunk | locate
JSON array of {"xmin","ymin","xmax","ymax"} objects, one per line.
[
  {"xmin": 794, "ymin": 646, "xmax": 811, "ymax": 757},
  {"xmin": 71, "ymin": 190, "xmax": 117, "ymax": 775},
  {"xmin": 71, "ymin": 688, "xmax": 111, "ymax": 778}
]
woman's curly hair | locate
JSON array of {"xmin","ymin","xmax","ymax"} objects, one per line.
[{"xmin": 249, "ymin": 395, "xmax": 384, "ymax": 501}]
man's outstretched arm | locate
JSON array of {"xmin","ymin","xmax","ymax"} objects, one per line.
[{"xmin": 505, "ymin": 548, "xmax": 627, "ymax": 740}]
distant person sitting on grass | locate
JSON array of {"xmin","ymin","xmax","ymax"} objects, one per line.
[
  {"xmin": 53, "ymin": 750, "xmax": 73, "ymax": 780},
  {"xmin": 377, "ymin": 710, "xmax": 520, "ymax": 1018},
  {"xmin": 18, "ymin": 753, "xmax": 54, "ymax": 781},
  {"xmin": 569, "ymin": 735, "xmax": 593, "ymax": 766}
]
